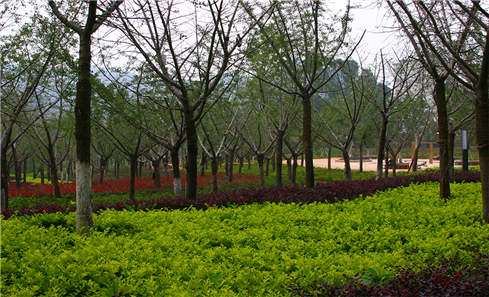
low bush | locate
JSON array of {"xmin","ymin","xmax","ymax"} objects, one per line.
[
  {"xmin": 287, "ymin": 249, "xmax": 489, "ymax": 296},
  {"xmin": 2, "ymin": 170, "xmax": 480, "ymax": 219},
  {"xmin": 2, "ymin": 182, "xmax": 488, "ymax": 296}
]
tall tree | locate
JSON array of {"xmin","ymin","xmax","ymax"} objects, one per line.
[
  {"xmin": 1, "ymin": 11, "xmax": 60, "ymax": 212},
  {"xmin": 116, "ymin": 0, "xmax": 264, "ymax": 200},
  {"xmin": 314, "ymin": 60, "xmax": 369, "ymax": 180},
  {"xmin": 388, "ymin": 0, "xmax": 489, "ymax": 220},
  {"xmin": 371, "ymin": 53, "xmax": 418, "ymax": 180},
  {"xmin": 49, "ymin": 0, "xmax": 122, "ymax": 233},
  {"xmin": 244, "ymin": 0, "xmax": 361, "ymax": 187}
]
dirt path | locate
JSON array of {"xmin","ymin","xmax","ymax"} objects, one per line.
[{"xmin": 311, "ymin": 157, "xmax": 446, "ymax": 172}]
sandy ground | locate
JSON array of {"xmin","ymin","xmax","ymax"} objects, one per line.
[{"xmin": 311, "ymin": 157, "xmax": 450, "ymax": 172}]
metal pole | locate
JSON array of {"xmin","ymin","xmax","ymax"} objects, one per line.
[{"xmin": 462, "ymin": 130, "xmax": 469, "ymax": 171}]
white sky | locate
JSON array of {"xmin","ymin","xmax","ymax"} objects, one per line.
[
  {"xmin": 2, "ymin": 0, "xmax": 403, "ymax": 69},
  {"xmin": 330, "ymin": 0, "xmax": 403, "ymax": 67}
]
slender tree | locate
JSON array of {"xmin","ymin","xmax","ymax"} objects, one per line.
[
  {"xmin": 49, "ymin": 0, "xmax": 122, "ymax": 233},
  {"xmin": 388, "ymin": 0, "xmax": 489, "ymax": 216},
  {"xmin": 244, "ymin": 0, "xmax": 362, "ymax": 187},
  {"xmin": 314, "ymin": 60, "xmax": 369, "ymax": 180},
  {"xmin": 116, "ymin": 0, "xmax": 265, "ymax": 199}
]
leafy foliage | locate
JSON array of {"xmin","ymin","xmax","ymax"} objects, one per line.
[
  {"xmin": 287, "ymin": 248, "xmax": 489, "ymax": 297},
  {"xmin": 2, "ymin": 182, "xmax": 488, "ymax": 296}
]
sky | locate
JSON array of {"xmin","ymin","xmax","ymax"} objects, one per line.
[
  {"xmin": 1, "ymin": 0, "xmax": 404, "ymax": 69},
  {"xmin": 330, "ymin": 0, "xmax": 403, "ymax": 67}
]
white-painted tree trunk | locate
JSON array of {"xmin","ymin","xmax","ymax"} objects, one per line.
[
  {"xmin": 76, "ymin": 160, "xmax": 92, "ymax": 233},
  {"xmin": 173, "ymin": 177, "xmax": 182, "ymax": 197}
]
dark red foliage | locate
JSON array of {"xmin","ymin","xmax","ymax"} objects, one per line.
[
  {"xmin": 286, "ymin": 250, "xmax": 489, "ymax": 297},
  {"xmin": 1, "ymin": 171, "xmax": 480, "ymax": 219}
]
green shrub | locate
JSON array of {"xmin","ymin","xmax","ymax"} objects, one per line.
[{"xmin": 2, "ymin": 182, "xmax": 488, "ymax": 296}]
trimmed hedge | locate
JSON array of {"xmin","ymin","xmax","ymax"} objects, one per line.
[{"xmin": 2, "ymin": 171, "xmax": 480, "ymax": 219}]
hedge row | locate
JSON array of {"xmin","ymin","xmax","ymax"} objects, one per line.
[{"xmin": 2, "ymin": 171, "xmax": 480, "ymax": 219}]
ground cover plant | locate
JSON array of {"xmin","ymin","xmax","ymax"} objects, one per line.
[
  {"xmin": 287, "ymin": 250, "xmax": 489, "ymax": 296},
  {"xmin": 6, "ymin": 165, "xmax": 375, "ymax": 211},
  {"xmin": 2, "ymin": 182, "xmax": 488, "ymax": 296},
  {"xmin": 7, "ymin": 173, "xmax": 260, "ymax": 197},
  {"xmin": 2, "ymin": 170, "xmax": 480, "ymax": 219}
]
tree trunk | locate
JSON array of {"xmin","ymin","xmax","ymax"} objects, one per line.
[
  {"xmin": 228, "ymin": 150, "xmax": 234, "ymax": 183},
  {"xmin": 163, "ymin": 154, "xmax": 170, "ymax": 179},
  {"xmin": 359, "ymin": 140, "xmax": 364, "ymax": 173},
  {"xmin": 342, "ymin": 150, "xmax": 352, "ymax": 181},
  {"xmin": 0, "ymin": 148, "xmax": 8, "ymax": 212},
  {"xmin": 99, "ymin": 157, "xmax": 107, "ymax": 184},
  {"xmin": 328, "ymin": 146, "xmax": 331, "ymax": 170},
  {"xmin": 238, "ymin": 156, "xmax": 243, "ymax": 174},
  {"xmin": 170, "ymin": 148, "xmax": 182, "ymax": 197},
  {"xmin": 265, "ymin": 158, "xmax": 270, "ymax": 176},
  {"xmin": 292, "ymin": 154, "xmax": 298, "ymax": 185},
  {"xmin": 376, "ymin": 115, "xmax": 388, "ymax": 180},
  {"xmin": 257, "ymin": 154, "xmax": 265, "ymax": 187},
  {"xmin": 200, "ymin": 150, "xmax": 206, "ymax": 177},
  {"xmin": 40, "ymin": 166, "xmax": 45, "ymax": 184},
  {"xmin": 392, "ymin": 151, "xmax": 397, "ymax": 177},
  {"xmin": 286, "ymin": 157, "xmax": 292, "ymax": 181},
  {"xmin": 413, "ymin": 147, "xmax": 419, "ymax": 172},
  {"xmin": 49, "ymin": 148, "xmax": 61, "ymax": 197},
  {"xmin": 475, "ymin": 41, "xmax": 489, "ymax": 222},
  {"xmin": 184, "ymin": 111, "xmax": 198, "ymax": 200},
  {"xmin": 23, "ymin": 158, "xmax": 27, "ymax": 183},
  {"xmin": 275, "ymin": 130, "xmax": 284, "ymax": 186},
  {"xmin": 33, "ymin": 159, "xmax": 37, "ymax": 179},
  {"xmin": 113, "ymin": 160, "xmax": 118, "ymax": 179},
  {"xmin": 75, "ymin": 33, "xmax": 94, "ymax": 234},
  {"xmin": 303, "ymin": 95, "xmax": 315, "ymax": 188},
  {"xmin": 151, "ymin": 158, "xmax": 161, "ymax": 188},
  {"xmin": 59, "ymin": 161, "xmax": 64, "ymax": 182},
  {"xmin": 129, "ymin": 155, "xmax": 137, "ymax": 202},
  {"xmin": 384, "ymin": 147, "xmax": 389, "ymax": 178},
  {"xmin": 271, "ymin": 153, "xmax": 276, "ymax": 171},
  {"xmin": 211, "ymin": 157, "xmax": 218, "ymax": 193},
  {"xmin": 448, "ymin": 131, "xmax": 455, "ymax": 180},
  {"xmin": 247, "ymin": 156, "xmax": 251, "ymax": 169},
  {"xmin": 224, "ymin": 154, "xmax": 230, "ymax": 178},
  {"xmin": 12, "ymin": 145, "xmax": 21, "ymax": 188},
  {"xmin": 137, "ymin": 161, "xmax": 143, "ymax": 177},
  {"xmin": 434, "ymin": 78, "xmax": 451, "ymax": 199}
]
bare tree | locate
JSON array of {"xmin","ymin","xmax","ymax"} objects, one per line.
[
  {"xmin": 388, "ymin": 0, "xmax": 489, "ymax": 220},
  {"xmin": 49, "ymin": 0, "xmax": 122, "ymax": 233},
  {"xmin": 370, "ymin": 52, "xmax": 419, "ymax": 180},
  {"xmin": 1, "ymin": 15, "xmax": 59, "ymax": 211},
  {"xmin": 239, "ymin": 109, "xmax": 276, "ymax": 187},
  {"xmin": 314, "ymin": 60, "xmax": 368, "ymax": 180},
  {"xmin": 387, "ymin": 0, "xmax": 464, "ymax": 198},
  {"xmin": 243, "ymin": 0, "xmax": 362, "ymax": 188},
  {"xmin": 115, "ymin": 0, "xmax": 264, "ymax": 200},
  {"xmin": 198, "ymin": 101, "xmax": 238, "ymax": 193}
]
